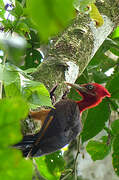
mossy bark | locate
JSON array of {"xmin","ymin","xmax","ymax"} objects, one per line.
[
  {"xmin": 32, "ymin": 14, "xmax": 93, "ymax": 99},
  {"xmin": 32, "ymin": 0, "xmax": 119, "ymax": 101}
]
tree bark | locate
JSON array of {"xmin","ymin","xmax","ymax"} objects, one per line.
[{"xmin": 32, "ymin": 0, "xmax": 119, "ymax": 100}]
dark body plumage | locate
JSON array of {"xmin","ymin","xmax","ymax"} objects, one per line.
[{"xmin": 15, "ymin": 99, "xmax": 81, "ymax": 157}]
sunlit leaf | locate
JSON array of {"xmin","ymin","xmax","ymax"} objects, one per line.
[
  {"xmin": 0, "ymin": 148, "xmax": 32, "ymax": 179},
  {"xmin": 0, "ymin": 0, "xmax": 5, "ymax": 20},
  {"xmin": 22, "ymin": 79, "xmax": 52, "ymax": 107},
  {"xmin": 0, "ymin": 97, "xmax": 29, "ymax": 147},
  {"xmin": 4, "ymin": 81, "xmax": 21, "ymax": 97},
  {"xmin": 35, "ymin": 151, "xmax": 65, "ymax": 180},
  {"xmin": 15, "ymin": 22, "xmax": 30, "ymax": 34},
  {"xmin": 0, "ymin": 97, "xmax": 32, "ymax": 179},
  {"xmin": 10, "ymin": 1, "xmax": 23, "ymax": 17},
  {"xmin": 2, "ymin": 19, "xmax": 13, "ymax": 31},
  {"xmin": 0, "ymin": 63, "xmax": 20, "ymax": 85},
  {"xmin": 111, "ymin": 26, "xmax": 119, "ymax": 39}
]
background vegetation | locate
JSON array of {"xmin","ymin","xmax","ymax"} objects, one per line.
[{"xmin": 0, "ymin": 0, "xmax": 119, "ymax": 179}]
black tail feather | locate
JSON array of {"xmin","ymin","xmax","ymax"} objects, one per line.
[
  {"xmin": 13, "ymin": 109, "xmax": 55, "ymax": 157},
  {"xmin": 13, "ymin": 134, "xmax": 39, "ymax": 157}
]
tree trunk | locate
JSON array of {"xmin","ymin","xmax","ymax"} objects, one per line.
[{"xmin": 32, "ymin": 0, "xmax": 119, "ymax": 100}]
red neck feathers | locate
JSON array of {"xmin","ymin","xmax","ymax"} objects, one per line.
[
  {"xmin": 77, "ymin": 96, "xmax": 102, "ymax": 113},
  {"xmin": 76, "ymin": 83, "xmax": 111, "ymax": 113}
]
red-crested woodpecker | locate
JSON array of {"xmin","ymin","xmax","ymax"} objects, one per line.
[{"xmin": 14, "ymin": 82, "xmax": 111, "ymax": 157}]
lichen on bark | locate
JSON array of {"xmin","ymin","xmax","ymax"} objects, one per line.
[
  {"xmin": 32, "ymin": 13, "xmax": 94, "ymax": 98},
  {"xmin": 32, "ymin": 0, "xmax": 119, "ymax": 100}
]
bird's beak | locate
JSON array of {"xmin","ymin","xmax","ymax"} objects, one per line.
[{"xmin": 65, "ymin": 82, "xmax": 87, "ymax": 93}]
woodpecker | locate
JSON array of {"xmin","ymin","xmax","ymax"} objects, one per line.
[{"xmin": 14, "ymin": 82, "xmax": 111, "ymax": 157}]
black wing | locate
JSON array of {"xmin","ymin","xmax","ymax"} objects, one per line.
[{"xmin": 14, "ymin": 99, "xmax": 81, "ymax": 157}]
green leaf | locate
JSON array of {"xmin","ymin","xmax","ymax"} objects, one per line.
[
  {"xmin": 68, "ymin": 88, "xmax": 82, "ymax": 101},
  {"xmin": 107, "ymin": 98, "xmax": 119, "ymax": 112},
  {"xmin": 28, "ymin": 29, "xmax": 41, "ymax": 48},
  {"xmin": 81, "ymin": 99, "xmax": 110, "ymax": 142},
  {"xmin": 2, "ymin": 19, "xmax": 13, "ymax": 31},
  {"xmin": 22, "ymin": 79, "xmax": 52, "ymax": 107},
  {"xmin": 10, "ymin": 1, "xmax": 23, "ymax": 17},
  {"xmin": 0, "ymin": 148, "xmax": 32, "ymax": 179},
  {"xmin": 112, "ymin": 153, "xmax": 119, "ymax": 176},
  {"xmin": 15, "ymin": 22, "xmax": 30, "ymax": 34},
  {"xmin": 101, "ymin": 57, "xmax": 116, "ymax": 73},
  {"xmin": 113, "ymin": 136, "xmax": 119, "ymax": 154},
  {"xmin": 93, "ymin": 70, "xmax": 108, "ymax": 84},
  {"xmin": 25, "ymin": 49, "xmax": 42, "ymax": 68},
  {"xmin": 89, "ymin": 39, "xmax": 118, "ymax": 68},
  {"xmin": 35, "ymin": 151, "xmax": 65, "ymax": 180},
  {"xmin": 112, "ymin": 135, "xmax": 119, "ymax": 176},
  {"xmin": 110, "ymin": 46, "xmax": 119, "ymax": 56},
  {"xmin": 0, "ymin": 97, "xmax": 32, "ymax": 179},
  {"xmin": 0, "ymin": 63, "xmax": 20, "ymax": 85},
  {"xmin": 4, "ymin": 81, "xmax": 21, "ymax": 97},
  {"xmin": 68, "ymin": 73, "xmax": 88, "ymax": 101},
  {"xmin": 26, "ymin": 0, "xmax": 74, "ymax": 40},
  {"xmin": 106, "ymin": 72, "xmax": 119, "ymax": 99},
  {"xmin": 0, "ymin": 97, "xmax": 29, "ymax": 147},
  {"xmin": 0, "ymin": 0, "xmax": 5, "ymax": 20},
  {"xmin": 111, "ymin": 26, "xmax": 119, "ymax": 39},
  {"xmin": 24, "ymin": 68, "xmax": 36, "ymax": 74},
  {"xmin": 111, "ymin": 119, "xmax": 119, "ymax": 135},
  {"xmin": 0, "ymin": 0, "xmax": 4, "ymax": 9},
  {"xmin": 45, "ymin": 151, "xmax": 65, "ymax": 175},
  {"xmin": 86, "ymin": 140, "xmax": 110, "ymax": 161}
]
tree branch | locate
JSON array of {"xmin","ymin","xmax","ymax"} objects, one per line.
[{"xmin": 32, "ymin": 0, "xmax": 119, "ymax": 101}]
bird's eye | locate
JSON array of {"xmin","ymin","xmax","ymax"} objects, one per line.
[{"xmin": 86, "ymin": 84, "xmax": 94, "ymax": 90}]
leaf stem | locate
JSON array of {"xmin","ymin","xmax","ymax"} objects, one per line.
[
  {"xmin": 60, "ymin": 170, "xmax": 73, "ymax": 180},
  {"xmin": 74, "ymin": 136, "xmax": 81, "ymax": 180}
]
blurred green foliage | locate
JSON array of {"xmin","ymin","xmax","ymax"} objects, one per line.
[
  {"xmin": 0, "ymin": 97, "xmax": 32, "ymax": 179},
  {"xmin": 26, "ymin": 0, "xmax": 74, "ymax": 40},
  {"xmin": 0, "ymin": 0, "xmax": 119, "ymax": 179}
]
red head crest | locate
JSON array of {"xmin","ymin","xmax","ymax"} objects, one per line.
[{"xmin": 66, "ymin": 82, "xmax": 111, "ymax": 112}]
